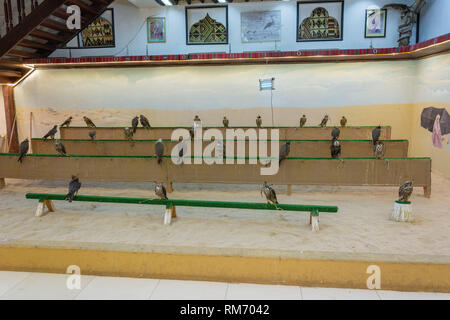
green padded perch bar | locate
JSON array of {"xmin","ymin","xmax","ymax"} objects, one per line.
[{"xmin": 25, "ymin": 193, "xmax": 338, "ymax": 231}]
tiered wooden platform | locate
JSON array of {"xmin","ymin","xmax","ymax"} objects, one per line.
[{"xmin": 0, "ymin": 125, "xmax": 431, "ymax": 196}]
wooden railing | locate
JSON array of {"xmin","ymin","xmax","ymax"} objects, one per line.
[{"xmin": 3, "ymin": 0, "xmax": 39, "ymax": 34}]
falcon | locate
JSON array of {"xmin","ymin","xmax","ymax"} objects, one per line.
[
  {"xmin": 374, "ymin": 141, "xmax": 385, "ymax": 159},
  {"xmin": 319, "ymin": 115, "xmax": 329, "ymax": 127},
  {"xmin": 300, "ymin": 115, "xmax": 307, "ymax": 127},
  {"xmin": 66, "ymin": 176, "xmax": 81, "ymax": 203},
  {"xmin": 60, "ymin": 117, "xmax": 73, "ymax": 128},
  {"xmin": 330, "ymin": 139, "xmax": 341, "ymax": 158},
  {"xmin": 124, "ymin": 127, "xmax": 133, "ymax": 140},
  {"xmin": 279, "ymin": 141, "xmax": 291, "ymax": 165},
  {"xmin": 331, "ymin": 127, "xmax": 340, "ymax": 140},
  {"xmin": 83, "ymin": 116, "xmax": 96, "ymax": 127},
  {"xmin": 155, "ymin": 139, "xmax": 164, "ymax": 164},
  {"xmin": 155, "ymin": 182, "xmax": 168, "ymax": 200},
  {"xmin": 261, "ymin": 182, "xmax": 278, "ymax": 205},
  {"xmin": 55, "ymin": 140, "xmax": 67, "ymax": 156},
  {"xmin": 89, "ymin": 131, "xmax": 96, "ymax": 141},
  {"xmin": 17, "ymin": 138, "xmax": 29, "ymax": 163},
  {"xmin": 398, "ymin": 181, "xmax": 413, "ymax": 202},
  {"xmin": 372, "ymin": 126, "xmax": 381, "ymax": 145},
  {"xmin": 189, "ymin": 127, "xmax": 195, "ymax": 140},
  {"xmin": 140, "ymin": 115, "xmax": 151, "ymax": 128},
  {"xmin": 132, "ymin": 116, "xmax": 139, "ymax": 134},
  {"xmin": 340, "ymin": 116, "xmax": 347, "ymax": 127},
  {"xmin": 223, "ymin": 116, "xmax": 229, "ymax": 128},
  {"xmin": 43, "ymin": 125, "xmax": 58, "ymax": 139},
  {"xmin": 256, "ymin": 115, "xmax": 262, "ymax": 128},
  {"xmin": 194, "ymin": 115, "xmax": 201, "ymax": 122}
]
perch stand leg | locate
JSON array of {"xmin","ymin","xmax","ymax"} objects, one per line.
[
  {"xmin": 171, "ymin": 205, "xmax": 177, "ymax": 218},
  {"xmin": 164, "ymin": 204, "xmax": 173, "ymax": 225},
  {"xmin": 0, "ymin": 178, "xmax": 5, "ymax": 189},
  {"xmin": 286, "ymin": 184, "xmax": 292, "ymax": 196},
  {"xmin": 44, "ymin": 199, "xmax": 56, "ymax": 212},
  {"xmin": 311, "ymin": 209, "xmax": 320, "ymax": 232},
  {"xmin": 423, "ymin": 185, "xmax": 431, "ymax": 198}
]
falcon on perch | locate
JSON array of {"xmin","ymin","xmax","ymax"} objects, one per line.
[
  {"xmin": 256, "ymin": 115, "xmax": 262, "ymax": 128},
  {"xmin": 300, "ymin": 115, "xmax": 307, "ymax": 127},
  {"xmin": 140, "ymin": 115, "xmax": 151, "ymax": 128},
  {"xmin": 66, "ymin": 176, "xmax": 81, "ymax": 203},
  {"xmin": 155, "ymin": 139, "xmax": 164, "ymax": 164},
  {"xmin": 261, "ymin": 182, "xmax": 278, "ymax": 205},
  {"xmin": 18, "ymin": 139, "xmax": 29, "ymax": 163},
  {"xmin": 132, "ymin": 116, "xmax": 139, "ymax": 134},
  {"xmin": 54, "ymin": 140, "xmax": 67, "ymax": 156},
  {"xmin": 398, "ymin": 181, "xmax": 413, "ymax": 202},
  {"xmin": 60, "ymin": 117, "xmax": 73, "ymax": 128},
  {"xmin": 319, "ymin": 115, "xmax": 329, "ymax": 127},
  {"xmin": 83, "ymin": 116, "xmax": 96, "ymax": 128},
  {"xmin": 155, "ymin": 182, "xmax": 168, "ymax": 200},
  {"xmin": 43, "ymin": 125, "xmax": 58, "ymax": 140}
]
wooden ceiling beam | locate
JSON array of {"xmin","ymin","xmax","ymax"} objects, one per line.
[
  {"xmin": 30, "ymin": 29, "xmax": 65, "ymax": 42},
  {"xmin": 18, "ymin": 39, "xmax": 54, "ymax": 51}
]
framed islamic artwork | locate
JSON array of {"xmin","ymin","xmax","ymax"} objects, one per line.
[
  {"xmin": 63, "ymin": 8, "xmax": 115, "ymax": 48},
  {"xmin": 147, "ymin": 17, "xmax": 166, "ymax": 43},
  {"xmin": 241, "ymin": 11, "xmax": 281, "ymax": 43},
  {"xmin": 297, "ymin": 1, "xmax": 344, "ymax": 42},
  {"xmin": 365, "ymin": 9, "xmax": 387, "ymax": 38},
  {"xmin": 185, "ymin": 6, "xmax": 228, "ymax": 45}
]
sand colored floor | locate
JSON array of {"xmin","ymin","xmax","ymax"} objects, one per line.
[{"xmin": 0, "ymin": 173, "xmax": 449, "ymax": 263}]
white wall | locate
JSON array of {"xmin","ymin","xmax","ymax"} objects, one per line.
[
  {"xmin": 0, "ymin": 86, "xmax": 6, "ymax": 136},
  {"xmin": 51, "ymin": 0, "xmax": 413, "ymax": 58},
  {"xmin": 419, "ymin": 0, "xmax": 450, "ymax": 42}
]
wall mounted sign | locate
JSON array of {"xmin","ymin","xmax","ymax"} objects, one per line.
[
  {"xmin": 186, "ymin": 6, "xmax": 228, "ymax": 45},
  {"xmin": 241, "ymin": 11, "xmax": 281, "ymax": 43},
  {"xmin": 365, "ymin": 9, "xmax": 387, "ymax": 38},
  {"xmin": 297, "ymin": 1, "xmax": 344, "ymax": 42},
  {"xmin": 147, "ymin": 17, "xmax": 166, "ymax": 43}
]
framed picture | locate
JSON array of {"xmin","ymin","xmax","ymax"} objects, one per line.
[
  {"xmin": 297, "ymin": 1, "xmax": 344, "ymax": 42},
  {"xmin": 147, "ymin": 17, "xmax": 166, "ymax": 43},
  {"xmin": 186, "ymin": 6, "xmax": 228, "ymax": 45},
  {"xmin": 63, "ymin": 8, "xmax": 115, "ymax": 49},
  {"xmin": 365, "ymin": 9, "xmax": 387, "ymax": 38},
  {"xmin": 241, "ymin": 11, "xmax": 281, "ymax": 43}
]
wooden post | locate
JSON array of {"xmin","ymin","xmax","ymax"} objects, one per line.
[
  {"xmin": 29, "ymin": 111, "xmax": 33, "ymax": 153},
  {"xmin": 287, "ymin": 184, "xmax": 292, "ymax": 196},
  {"xmin": 164, "ymin": 206, "xmax": 172, "ymax": 225},
  {"xmin": 423, "ymin": 185, "xmax": 431, "ymax": 198},
  {"xmin": 2, "ymin": 86, "xmax": 19, "ymax": 153}
]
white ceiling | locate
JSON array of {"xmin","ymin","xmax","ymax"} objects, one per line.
[{"xmin": 127, "ymin": 0, "xmax": 162, "ymax": 8}]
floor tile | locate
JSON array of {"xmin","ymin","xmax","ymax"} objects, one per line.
[
  {"xmin": 377, "ymin": 290, "xmax": 450, "ymax": 300},
  {"xmin": 1, "ymin": 272, "xmax": 93, "ymax": 300},
  {"xmin": 301, "ymin": 287, "xmax": 380, "ymax": 300},
  {"xmin": 226, "ymin": 283, "xmax": 302, "ymax": 300},
  {"xmin": 0, "ymin": 271, "xmax": 31, "ymax": 297},
  {"xmin": 76, "ymin": 276, "xmax": 159, "ymax": 300},
  {"xmin": 150, "ymin": 279, "xmax": 228, "ymax": 300}
]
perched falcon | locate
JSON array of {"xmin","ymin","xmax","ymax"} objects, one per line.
[
  {"xmin": 54, "ymin": 140, "xmax": 67, "ymax": 156},
  {"xmin": 256, "ymin": 115, "xmax": 262, "ymax": 128},
  {"xmin": 66, "ymin": 176, "xmax": 81, "ymax": 203},
  {"xmin": 331, "ymin": 127, "xmax": 340, "ymax": 140},
  {"xmin": 279, "ymin": 141, "xmax": 291, "ymax": 165},
  {"xmin": 140, "ymin": 115, "xmax": 151, "ymax": 128},
  {"xmin": 155, "ymin": 139, "xmax": 164, "ymax": 164},
  {"xmin": 398, "ymin": 181, "xmax": 413, "ymax": 202},
  {"xmin": 17, "ymin": 138, "xmax": 29, "ymax": 163},
  {"xmin": 330, "ymin": 139, "xmax": 341, "ymax": 158},
  {"xmin": 300, "ymin": 115, "xmax": 307, "ymax": 128},
  {"xmin": 223, "ymin": 116, "xmax": 229, "ymax": 128},
  {"xmin": 89, "ymin": 131, "xmax": 96, "ymax": 141},
  {"xmin": 43, "ymin": 125, "xmax": 58, "ymax": 139},
  {"xmin": 372, "ymin": 126, "xmax": 381, "ymax": 145},
  {"xmin": 319, "ymin": 115, "xmax": 329, "ymax": 127},
  {"xmin": 83, "ymin": 116, "xmax": 96, "ymax": 128},
  {"xmin": 155, "ymin": 182, "xmax": 168, "ymax": 200},
  {"xmin": 340, "ymin": 116, "xmax": 347, "ymax": 127},
  {"xmin": 194, "ymin": 115, "xmax": 201, "ymax": 122},
  {"xmin": 124, "ymin": 127, "xmax": 133, "ymax": 140},
  {"xmin": 374, "ymin": 141, "xmax": 385, "ymax": 159},
  {"xmin": 132, "ymin": 116, "xmax": 139, "ymax": 134},
  {"xmin": 261, "ymin": 182, "xmax": 278, "ymax": 205},
  {"xmin": 60, "ymin": 117, "xmax": 73, "ymax": 128}
]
